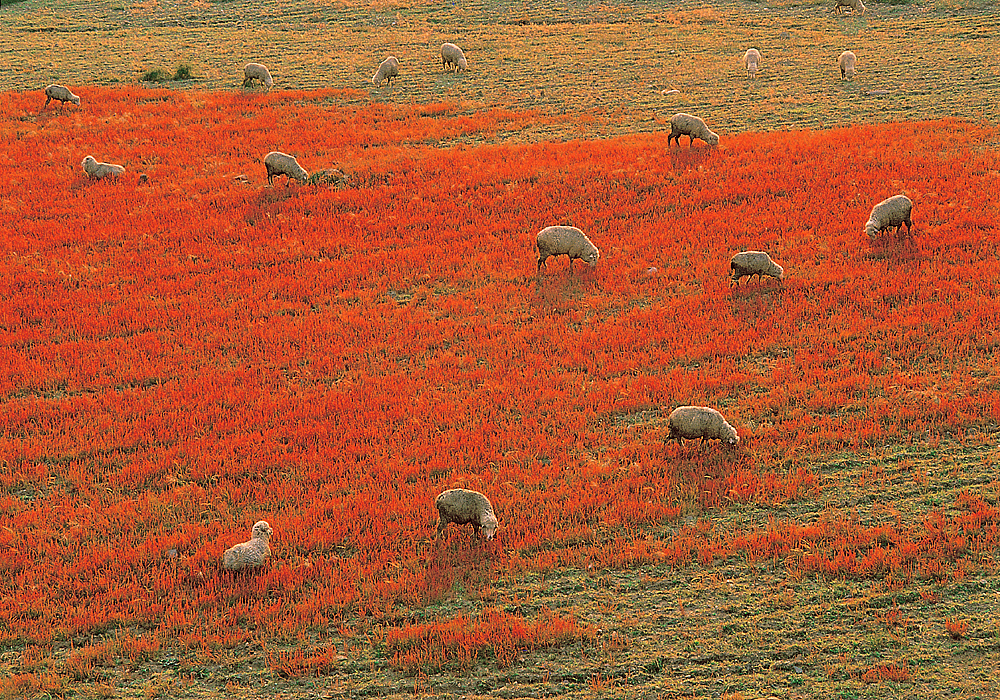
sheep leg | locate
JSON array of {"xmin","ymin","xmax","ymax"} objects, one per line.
[{"xmin": 44, "ymin": 96, "xmax": 52, "ymax": 109}]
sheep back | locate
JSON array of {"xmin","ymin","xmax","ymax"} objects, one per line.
[
  {"xmin": 730, "ymin": 251, "xmax": 784, "ymax": 285},
  {"xmin": 441, "ymin": 43, "xmax": 468, "ymax": 72},
  {"xmin": 264, "ymin": 151, "xmax": 309, "ymax": 185},
  {"xmin": 667, "ymin": 406, "xmax": 739, "ymax": 446},
  {"xmin": 81, "ymin": 155, "xmax": 125, "ymax": 180},
  {"xmin": 222, "ymin": 520, "xmax": 273, "ymax": 570},
  {"xmin": 243, "ymin": 63, "xmax": 273, "ymax": 91},
  {"xmin": 372, "ymin": 56, "xmax": 400, "ymax": 86},
  {"xmin": 44, "ymin": 84, "xmax": 81, "ymax": 107},
  {"xmin": 835, "ymin": 0, "xmax": 865, "ymax": 15},
  {"xmin": 743, "ymin": 49, "xmax": 761, "ymax": 78},
  {"xmin": 536, "ymin": 225, "xmax": 600, "ymax": 274},
  {"xmin": 435, "ymin": 489, "xmax": 498, "ymax": 540},
  {"xmin": 667, "ymin": 113, "xmax": 720, "ymax": 147},
  {"xmin": 839, "ymin": 51, "xmax": 857, "ymax": 80},
  {"xmin": 865, "ymin": 194, "xmax": 913, "ymax": 240}
]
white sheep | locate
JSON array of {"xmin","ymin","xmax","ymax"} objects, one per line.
[
  {"xmin": 865, "ymin": 194, "xmax": 913, "ymax": 240},
  {"xmin": 43, "ymin": 84, "xmax": 80, "ymax": 109},
  {"xmin": 243, "ymin": 63, "xmax": 273, "ymax": 92},
  {"xmin": 264, "ymin": 151, "xmax": 309, "ymax": 186},
  {"xmin": 839, "ymin": 51, "xmax": 857, "ymax": 80},
  {"xmin": 730, "ymin": 251, "xmax": 784, "ymax": 285},
  {"xmin": 536, "ymin": 225, "xmax": 600, "ymax": 275},
  {"xmin": 743, "ymin": 48, "xmax": 761, "ymax": 78},
  {"xmin": 81, "ymin": 156, "xmax": 125, "ymax": 180},
  {"xmin": 441, "ymin": 43, "xmax": 468, "ymax": 72},
  {"xmin": 372, "ymin": 56, "xmax": 400, "ymax": 87},
  {"xmin": 666, "ymin": 406, "xmax": 739, "ymax": 447},
  {"xmin": 222, "ymin": 520, "xmax": 273, "ymax": 570},
  {"xmin": 835, "ymin": 0, "xmax": 865, "ymax": 15},
  {"xmin": 435, "ymin": 489, "xmax": 498, "ymax": 541},
  {"xmin": 667, "ymin": 113, "xmax": 719, "ymax": 147}
]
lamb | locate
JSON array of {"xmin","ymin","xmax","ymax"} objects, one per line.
[
  {"xmin": 839, "ymin": 51, "xmax": 857, "ymax": 80},
  {"xmin": 264, "ymin": 151, "xmax": 309, "ymax": 186},
  {"xmin": 435, "ymin": 489, "xmax": 498, "ymax": 541},
  {"xmin": 441, "ymin": 43, "xmax": 468, "ymax": 72},
  {"xmin": 81, "ymin": 155, "xmax": 125, "ymax": 180},
  {"xmin": 43, "ymin": 84, "xmax": 81, "ymax": 108},
  {"xmin": 222, "ymin": 520, "xmax": 273, "ymax": 570},
  {"xmin": 743, "ymin": 48, "xmax": 761, "ymax": 78},
  {"xmin": 666, "ymin": 406, "xmax": 739, "ymax": 447},
  {"xmin": 372, "ymin": 56, "xmax": 400, "ymax": 87},
  {"xmin": 536, "ymin": 225, "xmax": 600, "ymax": 275},
  {"xmin": 835, "ymin": 0, "xmax": 865, "ymax": 15},
  {"xmin": 865, "ymin": 194, "xmax": 913, "ymax": 240},
  {"xmin": 242, "ymin": 63, "xmax": 273, "ymax": 92},
  {"xmin": 730, "ymin": 251, "xmax": 784, "ymax": 286},
  {"xmin": 667, "ymin": 113, "xmax": 720, "ymax": 147}
]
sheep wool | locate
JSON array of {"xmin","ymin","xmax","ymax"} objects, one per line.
[
  {"xmin": 264, "ymin": 151, "xmax": 309, "ymax": 186},
  {"xmin": 441, "ymin": 43, "xmax": 468, "ymax": 72},
  {"xmin": 666, "ymin": 406, "xmax": 739, "ymax": 447},
  {"xmin": 667, "ymin": 113, "xmax": 720, "ymax": 147},
  {"xmin": 536, "ymin": 225, "xmax": 600, "ymax": 274},
  {"xmin": 839, "ymin": 51, "xmax": 857, "ymax": 80},
  {"xmin": 243, "ymin": 63, "xmax": 273, "ymax": 92},
  {"xmin": 865, "ymin": 194, "xmax": 913, "ymax": 240},
  {"xmin": 223, "ymin": 521, "xmax": 273, "ymax": 570},
  {"xmin": 730, "ymin": 251, "xmax": 784, "ymax": 285},
  {"xmin": 372, "ymin": 56, "xmax": 400, "ymax": 87},
  {"xmin": 81, "ymin": 156, "xmax": 125, "ymax": 180},
  {"xmin": 835, "ymin": 0, "xmax": 865, "ymax": 15},
  {"xmin": 44, "ymin": 84, "xmax": 80, "ymax": 108},
  {"xmin": 743, "ymin": 48, "xmax": 761, "ymax": 78},
  {"xmin": 435, "ymin": 489, "xmax": 498, "ymax": 540}
]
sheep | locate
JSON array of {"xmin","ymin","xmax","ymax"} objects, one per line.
[
  {"xmin": 536, "ymin": 225, "xmax": 600, "ymax": 275},
  {"xmin": 743, "ymin": 48, "xmax": 761, "ymax": 78},
  {"xmin": 835, "ymin": 0, "xmax": 865, "ymax": 15},
  {"xmin": 242, "ymin": 63, "xmax": 273, "ymax": 92},
  {"xmin": 667, "ymin": 113, "xmax": 719, "ymax": 147},
  {"xmin": 81, "ymin": 155, "xmax": 125, "ymax": 180},
  {"xmin": 865, "ymin": 194, "xmax": 913, "ymax": 240},
  {"xmin": 666, "ymin": 406, "xmax": 739, "ymax": 447},
  {"xmin": 839, "ymin": 51, "xmax": 857, "ymax": 80},
  {"xmin": 372, "ymin": 56, "xmax": 400, "ymax": 87},
  {"xmin": 435, "ymin": 489, "xmax": 498, "ymax": 541},
  {"xmin": 43, "ymin": 84, "xmax": 80, "ymax": 109},
  {"xmin": 730, "ymin": 251, "xmax": 785, "ymax": 286},
  {"xmin": 264, "ymin": 151, "xmax": 309, "ymax": 186},
  {"xmin": 222, "ymin": 520, "xmax": 273, "ymax": 570},
  {"xmin": 441, "ymin": 43, "xmax": 468, "ymax": 72}
]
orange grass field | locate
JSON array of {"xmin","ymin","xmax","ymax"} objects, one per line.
[{"xmin": 2, "ymin": 84, "xmax": 1000, "ymax": 697}]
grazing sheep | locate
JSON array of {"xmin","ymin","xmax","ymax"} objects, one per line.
[
  {"xmin": 839, "ymin": 51, "xmax": 857, "ymax": 80},
  {"xmin": 81, "ymin": 155, "xmax": 125, "ymax": 180},
  {"xmin": 835, "ymin": 0, "xmax": 865, "ymax": 15},
  {"xmin": 441, "ymin": 43, "xmax": 468, "ymax": 72},
  {"xmin": 435, "ymin": 489, "xmax": 498, "ymax": 541},
  {"xmin": 865, "ymin": 194, "xmax": 913, "ymax": 240},
  {"xmin": 743, "ymin": 48, "xmax": 761, "ymax": 78},
  {"xmin": 222, "ymin": 520, "xmax": 273, "ymax": 570},
  {"xmin": 667, "ymin": 113, "xmax": 720, "ymax": 147},
  {"xmin": 730, "ymin": 251, "xmax": 784, "ymax": 285},
  {"xmin": 264, "ymin": 151, "xmax": 309, "ymax": 186},
  {"xmin": 372, "ymin": 56, "xmax": 400, "ymax": 87},
  {"xmin": 536, "ymin": 225, "xmax": 600, "ymax": 275},
  {"xmin": 243, "ymin": 63, "xmax": 273, "ymax": 92},
  {"xmin": 43, "ymin": 84, "xmax": 80, "ymax": 108},
  {"xmin": 666, "ymin": 406, "xmax": 739, "ymax": 447}
]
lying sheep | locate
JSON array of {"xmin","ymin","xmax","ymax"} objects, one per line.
[
  {"xmin": 435, "ymin": 489, "xmax": 498, "ymax": 541},
  {"xmin": 372, "ymin": 56, "xmax": 400, "ymax": 87},
  {"xmin": 865, "ymin": 194, "xmax": 913, "ymax": 240},
  {"xmin": 264, "ymin": 151, "xmax": 309, "ymax": 186},
  {"xmin": 730, "ymin": 251, "xmax": 784, "ymax": 285},
  {"xmin": 243, "ymin": 63, "xmax": 273, "ymax": 92},
  {"xmin": 666, "ymin": 406, "xmax": 739, "ymax": 447},
  {"xmin": 222, "ymin": 520, "xmax": 273, "ymax": 570},
  {"xmin": 743, "ymin": 48, "xmax": 761, "ymax": 78},
  {"xmin": 667, "ymin": 113, "xmax": 719, "ymax": 147},
  {"xmin": 839, "ymin": 51, "xmax": 857, "ymax": 80},
  {"xmin": 43, "ymin": 84, "xmax": 80, "ymax": 109},
  {"xmin": 536, "ymin": 225, "xmax": 600, "ymax": 275},
  {"xmin": 441, "ymin": 43, "xmax": 468, "ymax": 72},
  {"xmin": 835, "ymin": 0, "xmax": 865, "ymax": 15},
  {"xmin": 81, "ymin": 155, "xmax": 125, "ymax": 180}
]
